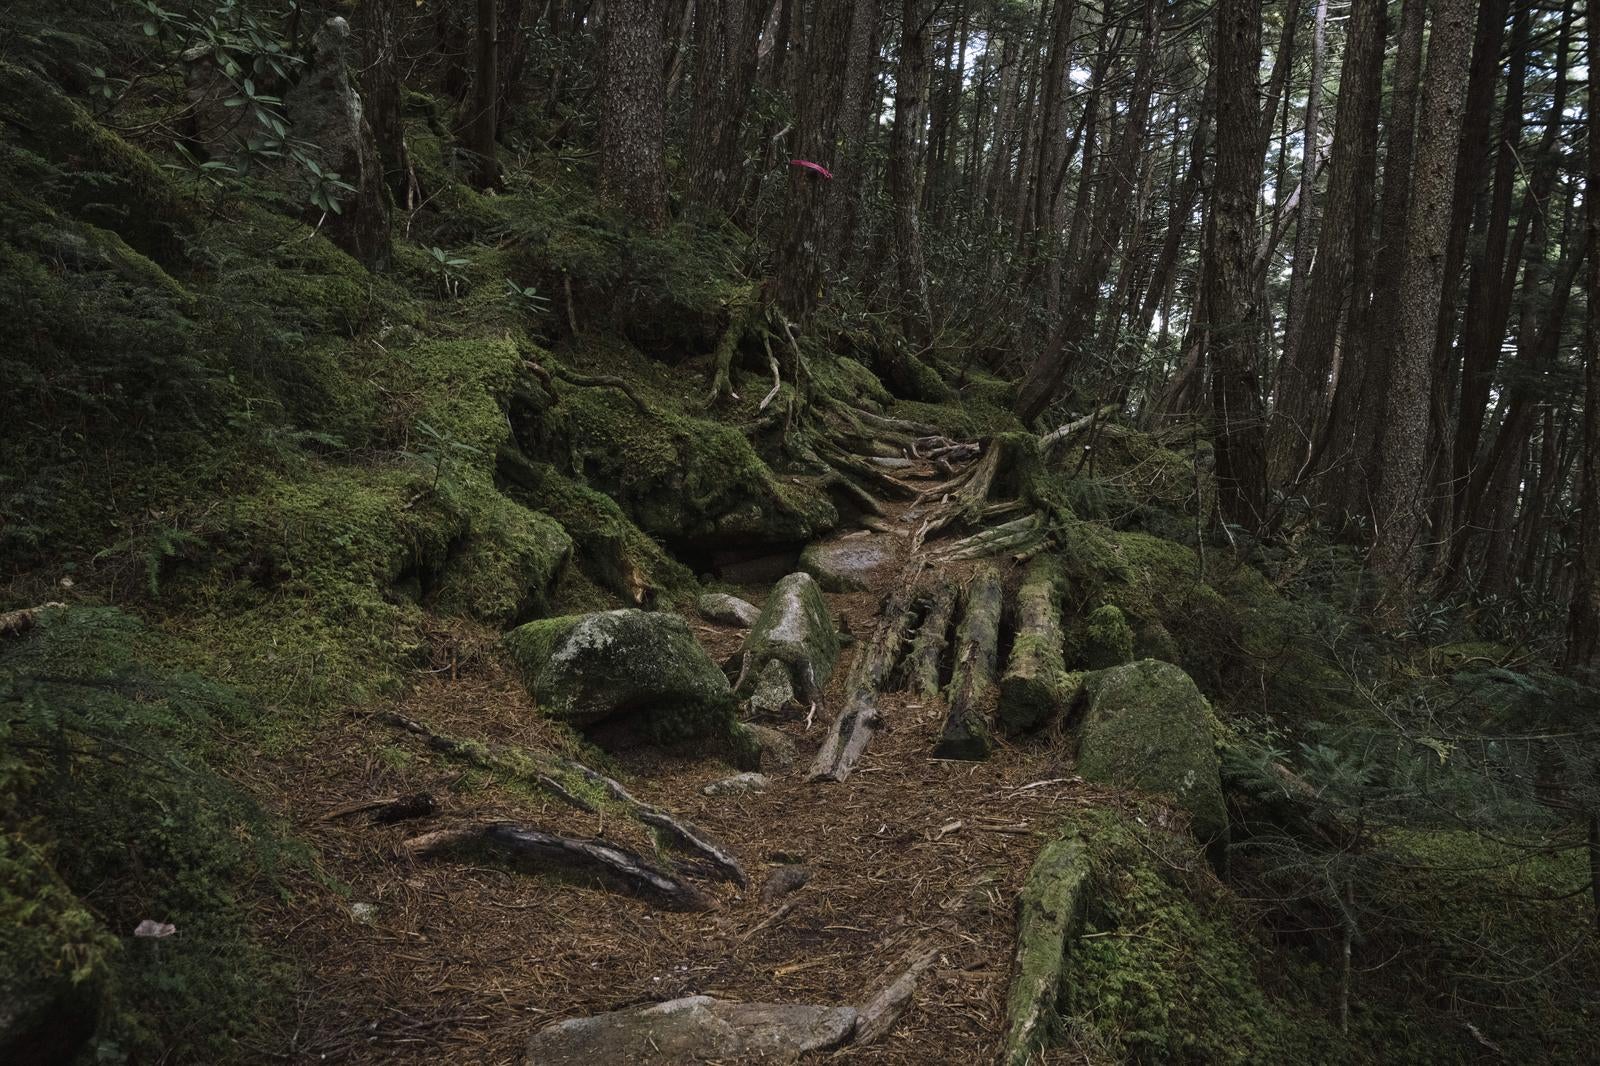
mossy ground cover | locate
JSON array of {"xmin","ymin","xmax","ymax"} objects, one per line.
[{"xmin": 1060, "ymin": 807, "xmax": 1345, "ymax": 1065}]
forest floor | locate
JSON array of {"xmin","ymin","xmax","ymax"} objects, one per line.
[{"xmin": 249, "ymin": 451, "xmax": 1112, "ymax": 1064}]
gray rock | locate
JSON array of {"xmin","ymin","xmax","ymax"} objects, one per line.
[
  {"xmin": 760, "ymin": 865, "xmax": 812, "ymax": 903},
  {"xmin": 526, "ymin": 996, "xmax": 858, "ymax": 1064},
  {"xmin": 1075, "ymin": 660, "xmax": 1227, "ymax": 862},
  {"xmin": 503, "ymin": 610, "xmax": 738, "ymax": 746},
  {"xmin": 698, "ymin": 592, "xmax": 762, "ymax": 628},
  {"xmin": 703, "ymin": 772, "xmax": 770, "ymax": 796},
  {"xmin": 799, "ymin": 539, "xmax": 889, "ymax": 593},
  {"xmin": 735, "ymin": 573, "xmax": 839, "ymax": 713},
  {"xmin": 285, "ymin": 17, "xmax": 392, "ymax": 269},
  {"xmin": 744, "ymin": 724, "xmax": 796, "ymax": 771}
]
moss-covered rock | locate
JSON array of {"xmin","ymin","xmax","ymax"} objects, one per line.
[
  {"xmin": 0, "ymin": 838, "xmax": 107, "ymax": 1064},
  {"xmin": 1060, "ymin": 808, "xmax": 1342, "ymax": 1064},
  {"xmin": 504, "ymin": 609, "xmax": 739, "ymax": 745},
  {"xmin": 735, "ymin": 572, "xmax": 839, "ymax": 710},
  {"xmin": 435, "ymin": 495, "xmax": 573, "ymax": 625},
  {"xmin": 511, "ymin": 338, "xmax": 836, "ymax": 547},
  {"xmin": 1073, "ymin": 604, "xmax": 1134, "ymax": 670},
  {"xmin": 1075, "ymin": 660, "xmax": 1227, "ymax": 859}
]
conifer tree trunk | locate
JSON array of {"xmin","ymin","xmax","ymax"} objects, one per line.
[
  {"xmin": 466, "ymin": 0, "xmax": 499, "ymax": 188},
  {"xmin": 888, "ymin": 0, "xmax": 934, "ymax": 343},
  {"xmin": 775, "ymin": 0, "xmax": 858, "ymax": 320},
  {"xmin": 1569, "ymin": 0, "xmax": 1600, "ymax": 675},
  {"xmin": 356, "ymin": 0, "xmax": 410, "ymax": 202},
  {"xmin": 1369, "ymin": 0, "xmax": 1475, "ymax": 612},
  {"xmin": 600, "ymin": 0, "xmax": 668, "ymax": 227},
  {"xmin": 1267, "ymin": 0, "xmax": 1383, "ymax": 487},
  {"xmin": 1204, "ymin": 0, "xmax": 1267, "ymax": 531}
]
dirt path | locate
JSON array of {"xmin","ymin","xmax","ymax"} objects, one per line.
[{"xmin": 265, "ymin": 454, "xmax": 1102, "ymax": 1064}]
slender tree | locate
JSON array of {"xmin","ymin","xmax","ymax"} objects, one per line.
[
  {"xmin": 1369, "ymin": 0, "xmax": 1476, "ymax": 611},
  {"xmin": 600, "ymin": 0, "xmax": 668, "ymax": 226}
]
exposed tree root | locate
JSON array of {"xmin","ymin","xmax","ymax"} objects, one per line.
[
  {"xmin": 525, "ymin": 357, "xmax": 654, "ymax": 416},
  {"xmin": 939, "ymin": 513, "xmax": 1044, "ymax": 560},
  {"xmin": 933, "ymin": 563, "xmax": 1003, "ymax": 760},
  {"xmin": 706, "ymin": 282, "xmax": 766, "ymax": 406},
  {"xmin": 376, "ymin": 711, "xmax": 744, "ymax": 885},
  {"xmin": 317, "ymin": 792, "xmax": 438, "ymax": 826},
  {"xmin": 401, "ymin": 824, "xmax": 715, "ymax": 911}
]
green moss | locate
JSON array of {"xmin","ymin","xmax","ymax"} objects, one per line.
[
  {"xmin": 1074, "ymin": 604, "xmax": 1135, "ymax": 670},
  {"xmin": 1076, "ymin": 660, "xmax": 1228, "ymax": 857},
  {"xmin": 434, "ymin": 494, "xmax": 573, "ymax": 625},
  {"xmin": 1061, "ymin": 808, "xmax": 1344, "ymax": 1064},
  {"xmin": 517, "ymin": 337, "xmax": 834, "ymax": 545},
  {"xmin": 503, "ymin": 609, "xmax": 741, "ymax": 747},
  {"xmin": 0, "ymin": 61, "xmax": 192, "ymax": 264},
  {"xmin": 498, "ymin": 453, "xmax": 695, "ymax": 605},
  {"xmin": 1, "ymin": 608, "xmax": 298, "ymax": 1060}
]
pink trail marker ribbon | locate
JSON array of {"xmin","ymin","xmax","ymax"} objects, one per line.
[{"xmin": 788, "ymin": 159, "xmax": 834, "ymax": 180}]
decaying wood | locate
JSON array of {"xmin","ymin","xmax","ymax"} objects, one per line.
[
  {"xmin": 1040, "ymin": 403, "xmax": 1119, "ymax": 450},
  {"xmin": 317, "ymin": 792, "xmax": 438, "ymax": 825},
  {"xmin": 402, "ymin": 824, "xmax": 714, "ymax": 911},
  {"xmin": 998, "ymin": 556, "xmax": 1071, "ymax": 734},
  {"xmin": 933, "ymin": 563, "xmax": 1003, "ymax": 760},
  {"xmin": 1002, "ymin": 834, "xmax": 1092, "ymax": 1066},
  {"xmin": 809, "ymin": 563, "xmax": 927, "ymax": 783},
  {"xmin": 853, "ymin": 945, "xmax": 941, "ymax": 1046},
  {"xmin": 903, "ymin": 578, "xmax": 958, "ymax": 698},
  {"xmin": 0, "ymin": 602, "xmax": 65, "ymax": 640},
  {"xmin": 376, "ymin": 711, "xmax": 744, "ymax": 885}
]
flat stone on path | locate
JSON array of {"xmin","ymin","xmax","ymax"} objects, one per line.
[
  {"xmin": 698, "ymin": 592, "xmax": 762, "ymax": 628},
  {"xmin": 703, "ymin": 772, "xmax": 770, "ymax": 796},
  {"xmin": 799, "ymin": 539, "xmax": 891, "ymax": 592},
  {"xmin": 525, "ymin": 995, "xmax": 858, "ymax": 1064}
]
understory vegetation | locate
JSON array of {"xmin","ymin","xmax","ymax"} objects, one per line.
[{"xmin": 2, "ymin": 0, "xmax": 1597, "ymax": 1062}]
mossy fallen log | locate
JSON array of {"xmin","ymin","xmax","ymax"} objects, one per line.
[
  {"xmin": 932, "ymin": 563, "xmax": 1004, "ymax": 759},
  {"xmin": 998, "ymin": 556, "xmax": 1072, "ymax": 733},
  {"xmin": 809, "ymin": 566, "xmax": 925, "ymax": 782},
  {"xmin": 903, "ymin": 579, "xmax": 958, "ymax": 698},
  {"xmin": 1001, "ymin": 832, "xmax": 1091, "ymax": 1066}
]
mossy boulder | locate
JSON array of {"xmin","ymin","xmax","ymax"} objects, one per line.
[
  {"xmin": 1073, "ymin": 604, "xmax": 1135, "ymax": 670},
  {"xmin": 697, "ymin": 592, "xmax": 762, "ymax": 628},
  {"xmin": 735, "ymin": 572, "xmax": 839, "ymax": 711},
  {"xmin": 435, "ymin": 496, "xmax": 573, "ymax": 625},
  {"xmin": 504, "ymin": 610, "xmax": 739, "ymax": 745},
  {"xmin": 1075, "ymin": 660, "xmax": 1227, "ymax": 860}
]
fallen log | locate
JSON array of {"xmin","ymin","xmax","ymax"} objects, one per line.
[
  {"xmin": 809, "ymin": 563, "xmax": 926, "ymax": 783},
  {"xmin": 1001, "ymin": 833, "xmax": 1091, "ymax": 1066},
  {"xmin": 998, "ymin": 556, "xmax": 1072, "ymax": 734},
  {"xmin": 933, "ymin": 563, "xmax": 1003, "ymax": 760},
  {"xmin": 0, "ymin": 602, "xmax": 65, "ymax": 640},
  {"xmin": 902, "ymin": 578, "xmax": 958, "ymax": 698},
  {"xmin": 402, "ymin": 824, "xmax": 714, "ymax": 911}
]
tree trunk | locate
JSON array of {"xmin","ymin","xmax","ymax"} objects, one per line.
[
  {"xmin": 1267, "ymin": 0, "xmax": 1383, "ymax": 487},
  {"xmin": 1369, "ymin": 0, "xmax": 1475, "ymax": 613},
  {"xmin": 467, "ymin": 0, "xmax": 500, "ymax": 188},
  {"xmin": 600, "ymin": 0, "xmax": 668, "ymax": 226},
  {"xmin": 1204, "ymin": 0, "xmax": 1267, "ymax": 531},
  {"xmin": 888, "ymin": 0, "xmax": 934, "ymax": 343},
  {"xmin": 775, "ymin": 0, "xmax": 859, "ymax": 320},
  {"xmin": 1568, "ymin": 0, "xmax": 1600, "ymax": 676}
]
